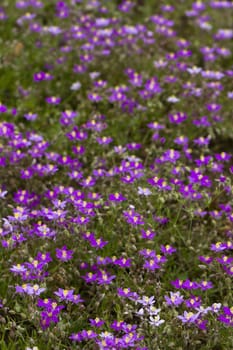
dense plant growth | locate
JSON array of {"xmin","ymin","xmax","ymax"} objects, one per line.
[{"xmin": 0, "ymin": 0, "xmax": 233, "ymax": 349}]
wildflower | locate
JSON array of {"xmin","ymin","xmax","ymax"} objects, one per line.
[
  {"xmin": 165, "ymin": 291, "xmax": 184, "ymax": 306},
  {"xmin": 137, "ymin": 296, "xmax": 155, "ymax": 306},
  {"xmin": 143, "ymin": 259, "xmax": 160, "ymax": 271},
  {"xmin": 177, "ymin": 311, "xmax": 200, "ymax": 323},
  {"xmin": 149, "ymin": 315, "xmax": 165, "ymax": 326},
  {"xmin": 89, "ymin": 318, "xmax": 105, "ymax": 327},
  {"xmin": 140, "ymin": 229, "xmax": 156, "ymax": 239},
  {"xmin": 109, "ymin": 193, "xmax": 126, "ymax": 202},
  {"xmin": 0, "ymin": 188, "xmax": 7, "ymax": 198},
  {"xmin": 187, "ymin": 66, "xmax": 202, "ymax": 74},
  {"xmin": 56, "ymin": 246, "xmax": 74, "ymax": 262},
  {"xmin": 169, "ymin": 112, "xmax": 187, "ymax": 124},
  {"xmin": 167, "ymin": 96, "xmax": 180, "ymax": 103},
  {"xmin": 160, "ymin": 245, "xmax": 176, "ymax": 255},
  {"xmin": 10, "ymin": 264, "xmax": 27, "ymax": 274},
  {"xmin": 117, "ymin": 287, "xmax": 139, "ymax": 300},
  {"xmin": 185, "ymin": 296, "xmax": 202, "ymax": 308},
  {"xmin": 45, "ymin": 96, "xmax": 61, "ymax": 105},
  {"xmin": 97, "ymin": 270, "xmax": 115, "ymax": 285},
  {"xmin": 89, "ymin": 237, "xmax": 108, "ymax": 249},
  {"xmin": 54, "ymin": 288, "xmax": 74, "ymax": 301}
]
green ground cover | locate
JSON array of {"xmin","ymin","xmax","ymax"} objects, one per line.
[{"xmin": 0, "ymin": 0, "xmax": 233, "ymax": 349}]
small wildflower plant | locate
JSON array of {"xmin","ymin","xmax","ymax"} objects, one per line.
[{"xmin": 0, "ymin": 0, "xmax": 233, "ymax": 349}]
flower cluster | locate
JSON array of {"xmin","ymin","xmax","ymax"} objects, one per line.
[{"xmin": 1, "ymin": 0, "xmax": 233, "ymax": 348}]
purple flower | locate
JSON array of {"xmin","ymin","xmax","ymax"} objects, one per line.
[
  {"xmin": 141, "ymin": 229, "xmax": 156, "ymax": 240},
  {"xmin": 80, "ymin": 176, "xmax": 96, "ymax": 187},
  {"xmin": 109, "ymin": 193, "xmax": 126, "ymax": 202},
  {"xmin": 97, "ymin": 270, "xmax": 115, "ymax": 285},
  {"xmin": 143, "ymin": 259, "xmax": 161, "ymax": 270},
  {"xmin": 89, "ymin": 318, "xmax": 105, "ymax": 327},
  {"xmin": 206, "ymin": 103, "xmax": 221, "ymax": 112},
  {"xmin": 177, "ymin": 311, "xmax": 200, "ymax": 323},
  {"xmin": 45, "ymin": 96, "xmax": 61, "ymax": 105},
  {"xmin": 88, "ymin": 93, "xmax": 102, "ymax": 102},
  {"xmin": 160, "ymin": 245, "xmax": 176, "ymax": 255},
  {"xmin": 10, "ymin": 264, "xmax": 27, "ymax": 274},
  {"xmin": 0, "ymin": 102, "xmax": 7, "ymax": 113},
  {"xmin": 56, "ymin": 246, "xmax": 74, "ymax": 262},
  {"xmin": 199, "ymin": 280, "xmax": 213, "ymax": 290},
  {"xmin": 54, "ymin": 288, "xmax": 74, "ymax": 301},
  {"xmin": 16, "ymin": 284, "xmax": 46, "ymax": 296},
  {"xmin": 114, "ymin": 257, "xmax": 131, "ymax": 268},
  {"xmin": 185, "ymin": 296, "xmax": 202, "ymax": 308},
  {"xmin": 199, "ymin": 255, "xmax": 213, "ymax": 264},
  {"xmin": 165, "ymin": 291, "xmax": 184, "ymax": 306},
  {"xmin": 169, "ymin": 112, "xmax": 187, "ymax": 124},
  {"xmin": 24, "ymin": 112, "xmax": 37, "ymax": 121},
  {"xmin": 89, "ymin": 237, "xmax": 108, "ymax": 249},
  {"xmin": 117, "ymin": 287, "xmax": 139, "ymax": 300}
]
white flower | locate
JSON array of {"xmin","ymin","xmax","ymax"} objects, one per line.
[
  {"xmin": 149, "ymin": 315, "xmax": 165, "ymax": 326},
  {"xmin": 0, "ymin": 189, "xmax": 7, "ymax": 198},
  {"xmin": 147, "ymin": 305, "xmax": 161, "ymax": 316},
  {"xmin": 211, "ymin": 303, "xmax": 222, "ymax": 313},
  {"xmin": 167, "ymin": 96, "xmax": 180, "ymax": 103},
  {"xmin": 43, "ymin": 26, "xmax": 62, "ymax": 35},
  {"xmin": 2, "ymin": 218, "xmax": 13, "ymax": 232},
  {"xmin": 70, "ymin": 81, "xmax": 81, "ymax": 91},
  {"xmin": 95, "ymin": 18, "xmax": 110, "ymax": 27},
  {"xmin": 137, "ymin": 295, "xmax": 155, "ymax": 306},
  {"xmin": 195, "ymin": 306, "xmax": 211, "ymax": 315},
  {"xmin": 99, "ymin": 331, "xmax": 113, "ymax": 338},
  {"xmin": 136, "ymin": 308, "xmax": 145, "ymax": 316},
  {"xmin": 138, "ymin": 187, "xmax": 152, "ymax": 196},
  {"xmin": 90, "ymin": 72, "xmax": 100, "ymax": 80},
  {"xmin": 187, "ymin": 66, "xmax": 202, "ymax": 75},
  {"xmin": 199, "ymin": 22, "xmax": 212, "ymax": 31}
]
